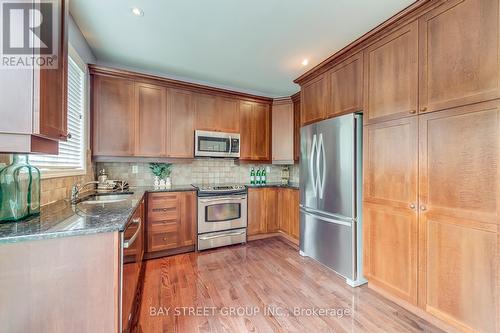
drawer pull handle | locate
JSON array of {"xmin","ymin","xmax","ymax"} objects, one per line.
[{"xmin": 152, "ymin": 208, "xmax": 173, "ymax": 212}]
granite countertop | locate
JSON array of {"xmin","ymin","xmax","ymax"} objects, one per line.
[
  {"xmin": 0, "ymin": 185, "xmax": 196, "ymax": 244},
  {"xmin": 244, "ymin": 182, "xmax": 299, "ymax": 189}
]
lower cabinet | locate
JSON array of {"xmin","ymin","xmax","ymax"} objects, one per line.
[
  {"xmin": 247, "ymin": 187, "xmax": 299, "ymax": 240},
  {"xmin": 146, "ymin": 191, "xmax": 196, "ymax": 255}
]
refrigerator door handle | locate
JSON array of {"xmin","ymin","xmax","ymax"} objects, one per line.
[
  {"xmin": 318, "ymin": 133, "xmax": 326, "ymax": 199},
  {"xmin": 310, "ymin": 134, "xmax": 318, "ymax": 196},
  {"xmin": 300, "ymin": 208, "xmax": 353, "ymax": 227}
]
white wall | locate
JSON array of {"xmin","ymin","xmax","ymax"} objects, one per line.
[{"xmin": 69, "ymin": 14, "xmax": 96, "ymax": 64}]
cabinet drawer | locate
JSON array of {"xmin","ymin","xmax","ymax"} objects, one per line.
[
  {"xmin": 148, "ymin": 206, "xmax": 178, "ymax": 221},
  {"xmin": 148, "ymin": 193, "xmax": 178, "ymax": 210},
  {"xmin": 149, "ymin": 218, "xmax": 179, "ymax": 232},
  {"xmin": 148, "ymin": 229, "xmax": 179, "ymax": 252}
]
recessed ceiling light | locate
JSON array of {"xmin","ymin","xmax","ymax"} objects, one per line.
[
  {"xmin": 131, "ymin": 7, "xmax": 144, "ymax": 16},
  {"xmin": 301, "ymin": 58, "xmax": 309, "ymax": 66}
]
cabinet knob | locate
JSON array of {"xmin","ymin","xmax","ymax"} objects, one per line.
[
  {"xmin": 163, "ymin": 237, "xmax": 167, "ymax": 241},
  {"xmin": 409, "ymin": 203, "xmax": 416, "ymax": 209},
  {"xmin": 60, "ymin": 132, "xmax": 72, "ymax": 139},
  {"xmin": 409, "ymin": 110, "xmax": 416, "ymax": 114},
  {"xmin": 420, "ymin": 205, "xmax": 427, "ymax": 211},
  {"xmin": 420, "ymin": 107, "xmax": 428, "ymax": 112}
]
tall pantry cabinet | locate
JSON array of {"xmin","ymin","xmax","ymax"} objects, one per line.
[{"xmin": 295, "ymin": 0, "xmax": 500, "ymax": 332}]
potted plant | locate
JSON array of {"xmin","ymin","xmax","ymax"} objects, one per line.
[{"xmin": 149, "ymin": 163, "xmax": 172, "ymax": 188}]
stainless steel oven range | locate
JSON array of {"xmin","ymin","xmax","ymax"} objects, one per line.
[{"xmin": 195, "ymin": 184, "xmax": 247, "ymax": 250}]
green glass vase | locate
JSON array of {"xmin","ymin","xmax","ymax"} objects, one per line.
[{"xmin": 0, "ymin": 154, "xmax": 41, "ymax": 222}]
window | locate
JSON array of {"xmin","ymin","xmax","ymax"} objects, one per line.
[{"xmin": 30, "ymin": 47, "xmax": 87, "ymax": 178}]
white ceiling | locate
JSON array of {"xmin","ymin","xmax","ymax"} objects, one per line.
[{"xmin": 70, "ymin": 0, "xmax": 415, "ymax": 97}]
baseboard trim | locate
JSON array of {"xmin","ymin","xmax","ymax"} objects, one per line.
[
  {"xmin": 144, "ymin": 245, "xmax": 195, "ymax": 260},
  {"xmin": 367, "ymin": 283, "xmax": 462, "ymax": 333},
  {"xmin": 248, "ymin": 232, "xmax": 299, "ymax": 249}
]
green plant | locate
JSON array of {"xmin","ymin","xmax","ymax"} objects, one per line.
[{"xmin": 149, "ymin": 163, "xmax": 172, "ymax": 179}]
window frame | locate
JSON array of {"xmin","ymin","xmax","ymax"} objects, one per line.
[{"xmin": 31, "ymin": 44, "xmax": 89, "ymax": 179}]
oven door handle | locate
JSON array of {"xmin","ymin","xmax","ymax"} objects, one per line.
[
  {"xmin": 199, "ymin": 230, "xmax": 246, "ymax": 240},
  {"xmin": 123, "ymin": 218, "xmax": 141, "ymax": 249},
  {"xmin": 199, "ymin": 196, "xmax": 247, "ymax": 203}
]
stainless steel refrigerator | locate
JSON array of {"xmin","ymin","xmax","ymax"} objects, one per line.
[{"xmin": 299, "ymin": 113, "xmax": 366, "ymax": 287}]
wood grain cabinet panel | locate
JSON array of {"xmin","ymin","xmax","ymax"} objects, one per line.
[
  {"xmin": 92, "ymin": 76, "xmax": 135, "ymax": 156},
  {"xmin": 272, "ymin": 99, "xmax": 294, "ymax": 163},
  {"xmin": 418, "ymin": 101, "xmax": 500, "ymax": 332},
  {"xmin": 247, "ymin": 188, "xmax": 266, "ymax": 236},
  {"xmin": 239, "ymin": 101, "xmax": 271, "ymax": 161},
  {"xmin": 419, "ymin": 0, "xmax": 500, "ymax": 113},
  {"xmin": 301, "ymin": 73, "xmax": 328, "ymax": 125},
  {"xmin": 166, "ymin": 89, "xmax": 195, "ymax": 158},
  {"xmin": 364, "ymin": 21, "xmax": 419, "ymax": 124},
  {"xmin": 194, "ymin": 93, "xmax": 218, "ymax": 131},
  {"xmin": 328, "ymin": 52, "xmax": 363, "ymax": 117},
  {"xmin": 218, "ymin": 97, "xmax": 240, "ymax": 133},
  {"xmin": 135, "ymin": 83, "xmax": 167, "ymax": 157},
  {"xmin": 278, "ymin": 188, "xmax": 300, "ymax": 239},
  {"xmin": 292, "ymin": 94, "xmax": 301, "ymax": 162},
  {"xmin": 265, "ymin": 188, "xmax": 279, "ymax": 232},
  {"xmin": 363, "ymin": 117, "xmax": 419, "ymax": 304}
]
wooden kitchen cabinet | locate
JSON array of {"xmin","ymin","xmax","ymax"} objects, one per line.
[
  {"xmin": 417, "ymin": 101, "xmax": 500, "ymax": 333},
  {"xmin": 272, "ymin": 99, "xmax": 294, "ymax": 163},
  {"xmin": 327, "ymin": 52, "xmax": 363, "ymax": 118},
  {"xmin": 301, "ymin": 73, "xmax": 329, "ymax": 125},
  {"xmin": 135, "ymin": 83, "xmax": 167, "ymax": 157},
  {"xmin": 166, "ymin": 89, "xmax": 195, "ymax": 158},
  {"xmin": 146, "ymin": 191, "xmax": 196, "ymax": 255},
  {"xmin": 218, "ymin": 97, "xmax": 240, "ymax": 133},
  {"xmin": 292, "ymin": 93, "xmax": 301, "ymax": 162},
  {"xmin": 265, "ymin": 188, "xmax": 279, "ymax": 232},
  {"xmin": 363, "ymin": 21, "xmax": 418, "ymax": 124},
  {"xmin": 419, "ymin": 0, "xmax": 500, "ymax": 113},
  {"xmin": 239, "ymin": 101, "xmax": 271, "ymax": 161},
  {"xmin": 278, "ymin": 188, "xmax": 300, "ymax": 239},
  {"xmin": 92, "ymin": 76, "xmax": 135, "ymax": 156},
  {"xmin": 363, "ymin": 117, "xmax": 419, "ymax": 304},
  {"xmin": 194, "ymin": 93, "xmax": 218, "ymax": 131}
]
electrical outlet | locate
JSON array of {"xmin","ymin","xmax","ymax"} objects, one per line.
[{"xmin": 132, "ymin": 165, "xmax": 138, "ymax": 174}]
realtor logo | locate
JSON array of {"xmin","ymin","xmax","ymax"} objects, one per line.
[{"xmin": 1, "ymin": 0, "xmax": 58, "ymax": 68}]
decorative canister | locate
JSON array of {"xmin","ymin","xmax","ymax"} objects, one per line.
[{"xmin": 0, "ymin": 154, "xmax": 41, "ymax": 222}]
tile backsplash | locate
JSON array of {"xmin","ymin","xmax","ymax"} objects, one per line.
[{"xmin": 97, "ymin": 159, "xmax": 299, "ymax": 187}]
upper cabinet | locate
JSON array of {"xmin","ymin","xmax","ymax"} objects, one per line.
[
  {"xmin": 292, "ymin": 93, "xmax": 301, "ymax": 162},
  {"xmin": 93, "ymin": 76, "xmax": 135, "ymax": 156},
  {"xmin": 301, "ymin": 73, "xmax": 329, "ymax": 125},
  {"xmin": 0, "ymin": 0, "xmax": 68, "ymax": 154},
  {"xmin": 166, "ymin": 89, "xmax": 195, "ymax": 158},
  {"xmin": 90, "ymin": 66, "xmax": 271, "ymax": 160},
  {"xmin": 419, "ymin": 0, "xmax": 500, "ymax": 113},
  {"xmin": 364, "ymin": 21, "xmax": 419, "ymax": 124},
  {"xmin": 272, "ymin": 99, "xmax": 294, "ymax": 163},
  {"xmin": 239, "ymin": 101, "xmax": 271, "ymax": 161},
  {"xmin": 328, "ymin": 52, "xmax": 363, "ymax": 118}
]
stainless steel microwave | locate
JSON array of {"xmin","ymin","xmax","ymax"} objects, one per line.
[{"xmin": 194, "ymin": 130, "xmax": 240, "ymax": 158}]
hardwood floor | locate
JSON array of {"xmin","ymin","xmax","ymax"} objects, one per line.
[{"xmin": 138, "ymin": 238, "xmax": 443, "ymax": 333}]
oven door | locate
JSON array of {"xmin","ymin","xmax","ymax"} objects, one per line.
[
  {"xmin": 198, "ymin": 194, "xmax": 247, "ymax": 234},
  {"xmin": 195, "ymin": 130, "xmax": 239, "ymax": 158}
]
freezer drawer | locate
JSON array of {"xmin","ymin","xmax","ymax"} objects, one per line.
[{"xmin": 300, "ymin": 209, "xmax": 354, "ymax": 280}]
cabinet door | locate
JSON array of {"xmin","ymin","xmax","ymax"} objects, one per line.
[
  {"xmin": 239, "ymin": 101, "xmax": 253, "ymax": 160},
  {"xmin": 194, "ymin": 93, "xmax": 218, "ymax": 131},
  {"xmin": 92, "ymin": 76, "xmax": 135, "ymax": 156},
  {"xmin": 179, "ymin": 192, "xmax": 196, "ymax": 247},
  {"xmin": 265, "ymin": 188, "xmax": 279, "ymax": 232},
  {"xmin": 301, "ymin": 73, "xmax": 328, "ymax": 125},
  {"xmin": 39, "ymin": 0, "xmax": 68, "ymax": 140},
  {"xmin": 166, "ymin": 89, "xmax": 194, "ymax": 158},
  {"xmin": 247, "ymin": 188, "xmax": 265, "ymax": 236},
  {"xmin": 253, "ymin": 103, "xmax": 271, "ymax": 161},
  {"xmin": 135, "ymin": 83, "xmax": 167, "ymax": 157},
  {"xmin": 278, "ymin": 189, "xmax": 297, "ymax": 235},
  {"xmin": 418, "ymin": 101, "xmax": 500, "ymax": 333},
  {"xmin": 218, "ymin": 97, "xmax": 240, "ymax": 133},
  {"xmin": 328, "ymin": 52, "xmax": 363, "ymax": 118},
  {"xmin": 293, "ymin": 96, "xmax": 301, "ymax": 162},
  {"xmin": 419, "ymin": 0, "xmax": 500, "ymax": 113},
  {"xmin": 363, "ymin": 117, "xmax": 419, "ymax": 304},
  {"xmin": 289, "ymin": 189, "xmax": 300, "ymax": 239},
  {"xmin": 272, "ymin": 100, "xmax": 294, "ymax": 162},
  {"xmin": 364, "ymin": 21, "xmax": 419, "ymax": 124}
]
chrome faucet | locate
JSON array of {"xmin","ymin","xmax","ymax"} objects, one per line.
[{"xmin": 70, "ymin": 181, "xmax": 99, "ymax": 204}]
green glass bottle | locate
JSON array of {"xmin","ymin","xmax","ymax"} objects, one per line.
[
  {"xmin": 262, "ymin": 168, "xmax": 267, "ymax": 185},
  {"xmin": 0, "ymin": 154, "xmax": 41, "ymax": 222},
  {"xmin": 250, "ymin": 167, "xmax": 255, "ymax": 185},
  {"xmin": 256, "ymin": 168, "xmax": 261, "ymax": 185}
]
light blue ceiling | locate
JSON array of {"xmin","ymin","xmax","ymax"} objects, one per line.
[{"xmin": 70, "ymin": 0, "xmax": 415, "ymax": 97}]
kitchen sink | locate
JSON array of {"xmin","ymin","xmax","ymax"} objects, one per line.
[{"xmin": 79, "ymin": 193, "xmax": 133, "ymax": 204}]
